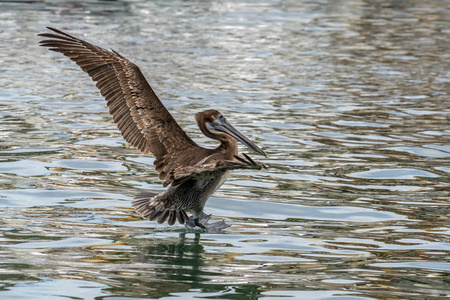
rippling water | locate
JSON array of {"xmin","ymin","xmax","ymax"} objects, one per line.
[{"xmin": 0, "ymin": 0, "xmax": 449, "ymax": 299}]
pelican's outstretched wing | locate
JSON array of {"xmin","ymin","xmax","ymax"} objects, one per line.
[{"xmin": 38, "ymin": 27, "xmax": 197, "ymax": 181}]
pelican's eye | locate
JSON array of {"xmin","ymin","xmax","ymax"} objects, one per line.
[
  {"xmin": 206, "ymin": 114, "xmax": 227, "ymax": 134},
  {"xmin": 206, "ymin": 121, "xmax": 220, "ymax": 133}
]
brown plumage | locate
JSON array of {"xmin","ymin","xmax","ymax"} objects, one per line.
[{"xmin": 38, "ymin": 27, "xmax": 267, "ymax": 228}]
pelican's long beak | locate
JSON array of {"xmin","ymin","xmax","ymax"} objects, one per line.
[{"xmin": 208, "ymin": 117, "xmax": 267, "ymax": 157}]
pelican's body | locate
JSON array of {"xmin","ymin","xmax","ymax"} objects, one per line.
[{"xmin": 39, "ymin": 27, "xmax": 266, "ymax": 228}]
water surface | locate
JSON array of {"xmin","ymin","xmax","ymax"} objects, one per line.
[{"xmin": 0, "ymin": 0, "xmax": 449, "ymax": 299}]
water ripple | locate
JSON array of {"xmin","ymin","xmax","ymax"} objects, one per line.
[{"xmin": 0, "ymin": 0, "xmax": 449, "ymax": 299}]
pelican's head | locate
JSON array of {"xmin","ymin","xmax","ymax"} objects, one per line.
[{"xmin": 196, "ymin": 109, "xmax": 267, "ymax": 157}]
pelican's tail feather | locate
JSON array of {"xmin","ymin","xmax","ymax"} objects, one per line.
[{"xmin": 132, "ymin": 192, "xmax": 188, "ymax": 225}]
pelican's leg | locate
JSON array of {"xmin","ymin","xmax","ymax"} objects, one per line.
[
  {"xmin": 185, "ymin": 212, "xmax": 210, "ymax": 229},
  {"xmin": 185, "ymin": 212, "xmax": 230, "ymax": 230},
  {"xmin": 194, "ymin": 217, "xmax": 207, "ymax": 229}
]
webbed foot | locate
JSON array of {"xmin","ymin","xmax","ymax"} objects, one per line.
[{"xmin": 185, "ymin": 212, "xmax": 230, "ymax": 230}]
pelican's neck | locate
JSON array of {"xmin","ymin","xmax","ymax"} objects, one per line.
[{"xmin": 217, "ymin": 135, "xmax": 239, "ymax": 158}]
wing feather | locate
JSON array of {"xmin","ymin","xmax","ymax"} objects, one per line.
[
  {"xmin": 38, "ymin": 27, "xmax": 197, "ymax": 182},
  {"xmin": 171, "ymin": 154, "xmax": 266, "ymax": 186}
]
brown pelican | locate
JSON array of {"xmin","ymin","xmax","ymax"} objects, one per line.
[{"xmin": 38, "ymin": 27, "xmax": 267, "ymax": 229}]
